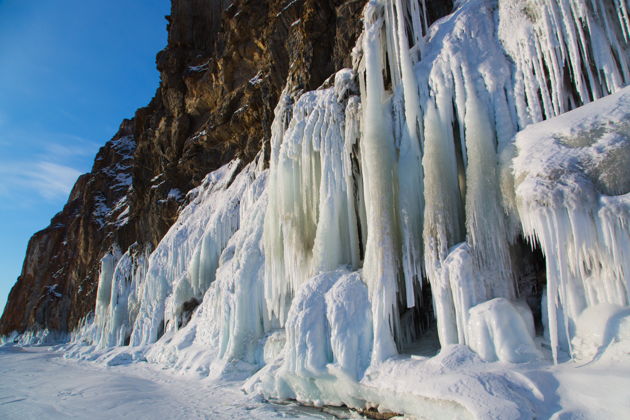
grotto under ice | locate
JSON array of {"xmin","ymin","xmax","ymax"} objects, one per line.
[{"xmin": 10, "ymin": 0, "xmax": 630, "ymax": 418}]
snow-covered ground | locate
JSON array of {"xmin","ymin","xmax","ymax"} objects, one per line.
[
  {"xmin": 2, "ymin": 343, "xmax": 629, "ymax": 420},
  {"xmin": 0, "ymin": 345, "xmax": 341, "ymax": 420}
]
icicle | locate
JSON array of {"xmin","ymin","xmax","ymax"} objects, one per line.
[
  {"xmin": 93, "ymin": 249, "xmax": 120, "ymax": 347},
  {"xmin": 498, "ymin": 0, "xmax": 630, "ymax": 123},
  {"xmin": 263, "ymin": 72, "xmax": 363, "ymax": 327},
  {"xmin": 421, "ymin": 96, "xmax": 464, "ymax": 346},
  {"xmin": 342, "ymin": 94, "xmax": 365, "ymax": 269},
  {"xmin": 462, "ymin": 80, "xmax": 514, "ymax": 300},
  {"xmin": 361, "ymin": 1, "xmax": 399, "ymax": 362},
  {"xmin": 616, "ymin": 0, "xmax": 630, "ymax": 42},
  {"xmin": 393, "ymin": 0, "xmax": 426, "ymax": 308}
]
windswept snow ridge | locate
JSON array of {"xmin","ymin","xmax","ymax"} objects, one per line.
[{"xmin": 9, "ymin": 0, "xmax": 630, "ymax": 418}]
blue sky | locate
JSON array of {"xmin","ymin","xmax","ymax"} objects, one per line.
[{"xmin": 0, "ymin": 0, "xmax": 170, "ymax": 312}]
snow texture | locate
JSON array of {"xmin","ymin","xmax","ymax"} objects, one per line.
[{"xmin": 0, "ymin": 346, "xmax": 340, "ymax": 420}]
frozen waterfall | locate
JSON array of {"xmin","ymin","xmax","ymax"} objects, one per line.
[{"xmin": 60, "ymin": 0, "xmax": 630, "ymax": 417}]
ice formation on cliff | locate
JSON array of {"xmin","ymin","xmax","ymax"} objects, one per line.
[
  {"xmin": 26, "ymin": 0, "xmax": 630, "ymax": 417},
  {"xmin": 514, "ymin": 86, "xmax": 630, "ymax": 361}
]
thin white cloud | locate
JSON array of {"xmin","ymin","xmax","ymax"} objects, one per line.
[
  {"xmin": 0, "ymin": 160, "xmax": 81, "ymax": 201},
  {"xmin": 0, "ymin": 132, "xmax": 97, "ymax": 205},
  {"xmin": 26, "ymin": 161, "xmax": 81, "ymax": 199}
]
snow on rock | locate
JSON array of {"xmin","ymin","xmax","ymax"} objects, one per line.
[
  {"xmin": 109, "ymin": 135, "xmax": 136, "ymax": 158},
  {"xmin": 167, "ymin": 188, "xmax": 183, "ymax": 201},
  {"xmin": 514, "ymin": 86, "xmax": 630, "ymax": 361},
  {"xmin": 44, "ymin": 284, "xmax": 63, "ymax": 298},
  {"xmin": 91, "ymin": 135, "xmax": 136, "ymax": 228}
]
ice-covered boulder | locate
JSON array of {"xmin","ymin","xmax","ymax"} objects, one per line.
[
  {"xmin": 249, "ymin": 268, "xmax": 372, "ymax": 405},
  {"xmin": 282, "ymin": 268, "xmax": 372, "ymax": 377},
  {"xmin": 467, "ymin": 298, "xmax": 541, "ymax": 363}
]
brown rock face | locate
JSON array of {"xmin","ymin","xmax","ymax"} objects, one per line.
[{"xmin": 1, "ymin": 0, "xmax": 455, "ymax": 335}]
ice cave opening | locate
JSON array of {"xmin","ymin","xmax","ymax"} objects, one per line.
[
  {"xmin": 393, "ymin": 232, "xmax": 549, "ymax": 359},
  {"xmin": 512, "ymin": 236, "xmax": 547, "ymax": 337},
  {"xmin": 397, "ymin": 232, "xmax": 548, "ymax": 359},
  {"xmin": 398, "ymin": 276, "xmax": 441, "ymax": 357}
]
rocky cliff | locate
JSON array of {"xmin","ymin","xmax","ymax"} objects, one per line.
[{"xmin": 0, "ymin": 0, "xmax": 454, "ymax": 335}]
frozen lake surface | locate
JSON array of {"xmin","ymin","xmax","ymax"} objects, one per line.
[{"xmin": 0, "ymin": 346, "xmax": 337, "ymax": 420}]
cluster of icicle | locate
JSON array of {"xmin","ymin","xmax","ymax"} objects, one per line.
[
  {"xmin": 513, "ymin": 86, "xmax": 630, "ymax": 362},
  {"xmin": 90, "ymin": 159, "xmax": 267, "ymax": 350},
  {"xmin": 264, "ymin": 0, "xmax": 630, "ymax": 366},
  {"xmin": 78, "ymin": 0, "xmax": 630, "ymax": 391}
]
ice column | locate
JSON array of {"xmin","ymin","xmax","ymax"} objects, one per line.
[
  {"xmin": 263, "ymin": 75, "xmax": 363, "ymax": 327},
  {"xmin": 391, "ymin": 0, "xmax": 426, "ymax": 308},
  {"xmin": 91, "ymin": 245, "xmax": 148, "ymax": 348},
  {"xmin": 93, "ymin": 249, "xmax": 119, "ymax": 347},
  {"xmin": 360, "ymin": 1, "xmax": 399, "ymax": 361}
]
